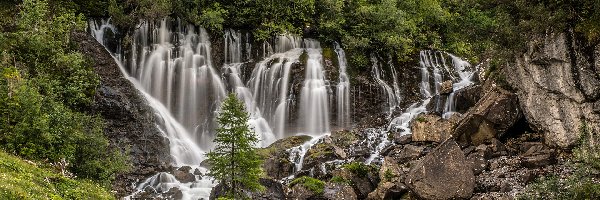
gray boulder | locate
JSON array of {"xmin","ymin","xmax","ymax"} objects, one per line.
[{"xmin": 406, "ymin": 140, "xmax": 475, "ymax": 199}]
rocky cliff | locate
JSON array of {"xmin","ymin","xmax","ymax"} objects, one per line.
[
  {"xmin": 507, "ymin": 31, "xmax": 600, "ymax": 148},
  {"xmin": 73, "ymin": 32, "xmax": 172, "ymax": 197}
]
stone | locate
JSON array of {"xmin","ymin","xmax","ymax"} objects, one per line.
[
  {"xmin": 441, "ymin": 80, "xmax": 454, "ymax": 94},
  {"xmin": 172, "ymin": 170, "xmax": 195, "ymax": 183},
  {"xmin": 331, "ymin": 166, "xmax": 379, "ymax": 199},
  {"xmin": 406, "ymin": 140, "xmax": 475, "ymax": 199},
  {"xmin": 506, "ymin": 32, "xmax": 600, "ymax": 148},
  {"xmin": 324, "ymin": 182, "xmax": 357, "ymax": 200},
  {"xmin": 193, "ymin": 168, "xmax": 202, "ymax": 176},
  {"xmin": 248, "ymin": 178, "xmax": 287, "ymax": 200},
  {"xmin": 520, "ymin": 144, "xmax": 556, "ymax": 168},
  {"xmin": 177, "ymin": 166, "xmax": 192, "ymax": 172},
  {"xmin": 367, "ymin": 182, "xmax": 408, "ymax": 200},
  {"xmin": 454, "ymin": 85, "xmax": 483, "ymax": 113},
  {"xmin": 393, "ymin": 134, "xmax": 412, "ymax": 145},
  {"xmin": 390, "ymin": 145, "xmax": 424, "ymax": 163},
  {"xmin": 454, "ymin": 87, "xmax": 522, "ymax": 146},
  {"xmin": 411, "ymin": 114, "xmax": 460, "ymax": 143}
]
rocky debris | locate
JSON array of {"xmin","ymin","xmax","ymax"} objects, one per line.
[
  {"xmin": 249, "ymin": 178, "xmax": 288, "ymax": 200},
  {"xmin": 367, "ymin": 181, "xmax": 408, "ymax": 200},
  {"xmin": 324, "ymin": 182, "xmax": 357, "ymax": 200},
  {"xmin": 441, "ymin": 80, "xmax": 454, "ymax": 94},
  {"xmin": 72, "ymin": 32, "xmax": 172, "ymax": 197},
  {"xmin": 454, "ymin": 85, "xmax": 483, "ymax": 113},
  {"xmin": 411, "ymin": 114, "xmax": 461, "ymax": 143},
  {"xmin": 406, "ymin": 140, "xmax": 475, "ymax": 199},
  {"xmin": 520, "ymin": 144, "xmax": 556, "ymax": 168},
  {"xmin": 506, "ymin": 31, "xmax": 600, "ymax": 148},
  {"xmin": 454, "ymin": 87, "xmax": 522, "ymax": 146},
  {"xmin": 386, "ymin": 145, "xmax": 425, "ymax": 163}
]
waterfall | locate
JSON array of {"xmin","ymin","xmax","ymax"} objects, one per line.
[
  {"xmin": 371, "ymin": 56, "xmax": 401, "ymax": 114},
  {"xmin": 334, "ymin": 43, "xmax": 351, "ymax": 129},
  {"xmin": 442, "ymin": 52, "xmax": 474, "ymax": 118},
  {"xmin": 299, "ymin": 40, "xmax": 330, "ymax": 136}
]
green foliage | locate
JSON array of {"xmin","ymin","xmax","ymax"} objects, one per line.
[
  {"xmin": 0, "ymin": 150, "xmax": 114, "ymax": 199},
  {"xmin": 206, "ymin": 93, "xmax": 263, "ymax": 199},
  {"xmin": 519, "ymin": 120, "xmax": 600, "ymax": 199},
  {"xmin": 329, "ymin": 176, "xmax": 350, "ymax": 185},
  {"xmin": 384, "ymin": 169, "xmax": 394, "ymax": 182},
  {"xmin": 290, "ymin": 176, "xmax": 325, "ymax": 195},
  {"xmin": 0, "ymin": 0, "xmax": 129, "ymax": 188},
  {"xmin": 342, "ymin": 162, "xmax": 373, "ymax": 178}
]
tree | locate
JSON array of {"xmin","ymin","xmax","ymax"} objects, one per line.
[{"xmin": 206, "ymin": 93, "xmax": 263, "ymax": 199}]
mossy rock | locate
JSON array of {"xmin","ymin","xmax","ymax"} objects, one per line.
[{"xmin": 290, "ymin": 176, "xmax": 325, "ymax": 195}]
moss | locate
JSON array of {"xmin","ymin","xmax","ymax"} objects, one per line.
[
  {"xmin": 329, "ymin": 176, "xmax": 350, "ymax": 185},
  {"xmin": 290, "ymin": 176, "xmax": 325, "ymax": 195},
  {"xmin": 321, "ymin": 47, "xmax": 339, "ymax": 68},
  {"xmin": 299, "ymin": 50, "xmax": 308, "ymax": 66},
  {"xmin": 384, "ymin": 169, "xmax": 394, "ymax": 182},
  {"xmin": 415, "ymin": 116, "xmax": 427, "ymax": 123},
  {"xmin": 0, "ymin": 150, "xmax": 114, "ymax": 199},
  {"xmin": 342, "ymin": 162, "xmax": 374, "ymax": 178}
]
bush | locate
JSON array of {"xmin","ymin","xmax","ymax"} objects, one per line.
[{"xmin": 290, "ymin": 176, "xmax": 325, "ymax": 195}]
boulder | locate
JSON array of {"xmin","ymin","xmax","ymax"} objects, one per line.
[
  {"xmin": 331, "ymin": 164, "xmax": 379, "ymax": 199},
  {"xmin": 323, "ymin": 182, "xmax": 357, "ymax": 200},
  {"xmin": 441, "ymin": 80, "xmax": 454, "ymax": 94},
  {"xmin": 387, "ymin": 145, "xmax": 425, "ymax": 163},
  {"xmin": 258, "ymin": 135, "xmax": 312, "ymax": 179},
  {"xmin": 248, "ymin": 178, "xmax": 287, "ymax": 200},
  {"xmin": 393, "ymin": 134, "xmax": 412, "ymax": 145},
  {"xmin": 506, "ymin": 31, "xmax": 600, "ymax": 148},
  {"xmin": 367, "ymin": 182, "xmax": 408, "ymax": 200},
  {"xmin": 454, "ymin": 87, "xmax": 522, "ymax": 146},
  {"xmin": 454, "ymin": 85, "xmax": 483, "ymax": 113},
  {"xmin": 520, "ymin": 144, "xmax": 556, "ymax": 168},
  {"xmin": 406, "ymin": 140, "xmax": 475, "ymax": 199},
  {"xmin": 171, "ymin": 170, "xmax": 195, "ymax": 183},
  {"xmin": 411, "ymin": 114, "xmax": 460, "ymax": 143}
]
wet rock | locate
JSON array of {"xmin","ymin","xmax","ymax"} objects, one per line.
[
  {"xmin": 506, "ymin": 31, "xmax": 600, "ymax": 148},
  {"xmin": 411, "ymin": 114, "xmax": 460, "ymax": 143},
  {"xmin": 324, "ymin": 182, "xmax": 357, "ymax": 200},
  {"xmin": 258, "ymin": 135, "xmax": 312, "ymax": 179},
  {"xmin": 454, "ymin": 85, "xmax": 483, "ymax": 113},
  {"xmin": 406, "ymin": 140, "xmax": 475, "ymax": 199},
  {"xmin": 177, "ymin": 166, "xmax": 192, "ymax": 172},
  {"xmin": 393, "ymin": 134, "xmax": 412, "ymax": 145},
  {"xmin": 193, "ymin": 168, "xmax": 202, "ymax": 176},
  {"xmin": 172, "ymin": 170, "xmax": 195, "ymax": 183},
  {"xmin": 290, "ymin": 183, "xmax": 321, "ymax": 200},
  {"xmin": 72, "ymin": 32, "xmax": 172, "ymax": 197},
  {"xmin": 454, "ymin": 87, "xmax": 522, "ymax": 146},
  {"xmin": 441, "ymin": 80, "xmax": 454, "ymax": 94}
]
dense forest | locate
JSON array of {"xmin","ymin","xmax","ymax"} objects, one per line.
[{"xmin": 1, "ymin": 0, "xmax": 599, "ymax": 199}]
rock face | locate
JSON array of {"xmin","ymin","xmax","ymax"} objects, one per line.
[
  {"xmin": 454, "ymin": 87, "xmax": 522, "ymax": 145},
  {"xmin": 411, "ymin": 114, "xmax": 461, "ymax": 143},
  {"xmin": 406, "ymin": 140, "xmax": 475, "ymax": 199},
  {"xmin": 507, "ymin": 31, "xmax": 600, "ymax": 148},
  {"xmin": 324, "ymin": 182, "xmax": 357, "ymax": 200},
  {"xmin": 73, "ymin": 32, "xmax": 172, "ymax": 197}
]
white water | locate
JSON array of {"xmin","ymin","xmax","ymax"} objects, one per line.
[
  {"xmin": 91, "ymin": 19, "xmax": 347, "ymax": 198},
  {"xmin": 335, "ymin": 43, "xmax": 351, "ymax": 129},
  {"xmin": 299, "ymin": 40, "xmax": 330, "ymax": 136},
  {"xmin": 371, "ymin": 56, "xmax": 402, "ymax": 114}
]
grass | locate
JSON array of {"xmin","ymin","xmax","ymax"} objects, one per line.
[
  {"xmin": 342, "ymin": 162, "xmax": 373, "ymax": 178},
  {"xmin": 0, "ymin": 150, "xmax": 114, "ymax": 199},
  {"xmin": 290, "ymin": 176, "xmax": 325, "ymax": 195}
]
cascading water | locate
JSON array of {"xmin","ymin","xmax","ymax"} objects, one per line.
[
  {"xmin": 334, "ymin": 43, "xmax": 351, "ymax": 129},
  {"xmin": 371, "ymin": 56, "xmax": 402, "ymax": 114},
  {"xmin": 299, "ymin": 40, "xmax": 330, "ymax": 136}
]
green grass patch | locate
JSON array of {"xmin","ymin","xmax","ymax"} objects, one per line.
[
  {"xmin": 0, "ymin": 150, "xmax": 114, "ymax": 199},
  {"xmin": 342, "ymin": 162, "xmax": 374, "ymax": 178},
  {"xmin": 290, "ymin": 176, "xmax": 325, "ymax": 195}
]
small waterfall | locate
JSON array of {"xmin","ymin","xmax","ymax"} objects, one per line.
[
  {"xmin": 299, "ymin": 40, "xmax": 330, "ymax": 136},
  {"xmin": 442, "ymin": 53, "xmax": 474, "ymax": 118},
  {"xmin": 334, "ymin": 43, "xmax": 351, "ymax": 129},
  {"xmin": 371, "ymin": 56, "xmax": 401, "ymax": 114},
  {"xmin": 287, "ymin": 134, "xmax": 329, "ymax": 173},
  {"xmin": 223, "ymin": 29, "xmax": 276, "ymax": 146}
]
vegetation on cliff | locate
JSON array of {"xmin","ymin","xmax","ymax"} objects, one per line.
[{"xmin": 0, "ymin": 0, "xmax": 129, "ymax": 193}]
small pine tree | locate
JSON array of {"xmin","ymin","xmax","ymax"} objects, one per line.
[{"xmin": 207, "ymin": 93, "xmax": 263, "ymax": 199}]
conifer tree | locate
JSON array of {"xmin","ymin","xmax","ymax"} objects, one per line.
[{"xmin": 206, "ymin": 93, "xmax": 263, "ymax": 199}]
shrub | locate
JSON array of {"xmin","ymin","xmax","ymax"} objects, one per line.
[{"xmin": 290, "ymin": 176, "xmax": 325, "ymax": 195}]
